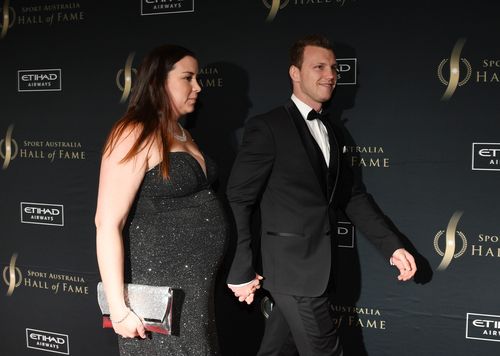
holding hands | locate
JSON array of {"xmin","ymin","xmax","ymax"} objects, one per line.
[{"xmin": 228, "ymin": 274, "xmax": 263, "ymax": 305}]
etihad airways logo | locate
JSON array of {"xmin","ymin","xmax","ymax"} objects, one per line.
[
  {"xmin": 472, "ymin": 143, "xmax": 500, "ymax": 171},
  {"xmin": 466, "ymin": 313, "xmax": 500, "ymax": 342},
  {"xmin": 18, "ymin": 69, "xmax": 62, "ymax": 92},
  {"xmin": 26, "ymin": 328, "xmax": 70, "ymax": 354},
  {"xmin": 141, "ymin": 0, "xmax": 194, "ymax": 16},
  {"xmin": 337, "ymin": 221, "xmax": 354, "ymax": 248},
  {"xmin": 336, "ymin": 58, "xmax": 357, "ymax": 85},
  {"xmin": 116, "ymin": 52, "xmax": 137, "ymax": 103},
  {"xmin": 21, "ymin": 202, "xmax": 64, "ymax": 226},
  {"xmin": 0, "ymin": 0, "xmax": 16, "ymax": 39}
]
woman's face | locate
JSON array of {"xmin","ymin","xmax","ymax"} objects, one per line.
[{"xmin": 165, "ymin": 55, "xmax": 201, "ymax": 117}]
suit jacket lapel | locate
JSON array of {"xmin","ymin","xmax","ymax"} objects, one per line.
[{"xmin": 284, "ymin": 100, "xmax": 327, "ymax": 198}]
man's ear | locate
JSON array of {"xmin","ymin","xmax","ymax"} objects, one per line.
[{"xmin": 289, "ymin": 65, "xmax": 300, "ymax": 82}]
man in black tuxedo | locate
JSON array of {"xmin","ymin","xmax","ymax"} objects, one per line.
[{"xmin": 226, "ymin": 35, "xmax": 416, "ymax": 356}]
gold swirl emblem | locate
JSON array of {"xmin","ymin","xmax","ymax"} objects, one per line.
[
  {"xmin": 434, "ymin": 211, "xmax": 466, "ymax": 271},
  {"xmin": 438, "ymin": 38, "xmax": 471, "ymax": 101},
  {"xmin": 0, "ymin": 124, "xmax": 18, "ymax": 170},
  {"xmin": 1, "ymin": 0, "xmax": 16, "ymax": 39},
  {"xmin": 262, "ymin": 0, "xmax": 289, "ymax": 22},
  {"xmin": 2, "ymin": 253, "xmax": 21, "ymax": 296},
  {"xmin": 116, "ymin": 53, "xmax": 137, "ymax": 103}
]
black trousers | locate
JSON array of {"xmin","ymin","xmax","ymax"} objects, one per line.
[{"xmin": 257, "ymin": 292, "xmax": 343, "ymax": 356}]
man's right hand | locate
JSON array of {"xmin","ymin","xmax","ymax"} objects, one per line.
[{"xmin": 228, "ymin": 274, "xmax": 263, "ymax": 305}]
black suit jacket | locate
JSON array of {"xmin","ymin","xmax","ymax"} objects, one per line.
[{"xmin": 226, "ymin": 100, "xmax": 403, "ymax": 297}]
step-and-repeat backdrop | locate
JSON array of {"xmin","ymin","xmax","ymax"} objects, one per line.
[{"xmin": 1, "ymin": 1, "xmax": 499, "ymax": 355}]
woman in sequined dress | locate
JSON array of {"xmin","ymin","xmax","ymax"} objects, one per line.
[{"xmin": 95, "ymin": 45, "xmax": 228, "ymax": 356}]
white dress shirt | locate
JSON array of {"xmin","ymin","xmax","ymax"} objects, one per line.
[{"xmin": 291, "ymin": 94, "xmax": 330, "ymax": 167}]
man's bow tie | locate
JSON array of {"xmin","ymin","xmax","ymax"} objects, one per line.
[{"xmin": 307, "ymin": 110, "xmax": 328, "ymax": 122}]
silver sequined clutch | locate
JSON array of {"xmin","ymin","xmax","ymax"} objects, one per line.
[{"xmin": 97, "ymin": 282, "xmax": 173, "ymax": 335}]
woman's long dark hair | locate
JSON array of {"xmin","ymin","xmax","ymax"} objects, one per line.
[{"xmin": 104, "ymin": 44, "xmax": 196, "ymax": 179}]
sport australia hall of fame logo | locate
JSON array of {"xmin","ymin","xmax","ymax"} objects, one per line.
[{"xmin": 433, "ymin": 211, "xmax": 467, "ymax": 271}]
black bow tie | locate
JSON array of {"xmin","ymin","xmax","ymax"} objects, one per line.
[{"xmin": 307, "ymin": 110, "xmax": 328, "ymax": 122}]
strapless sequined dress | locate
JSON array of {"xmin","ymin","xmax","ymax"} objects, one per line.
[{"xmin": 119, "ymin": 152, "xmax": 227, "ymax": 356}]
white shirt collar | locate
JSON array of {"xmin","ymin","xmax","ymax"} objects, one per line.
[{"xmin": 291, "ymin": 94, "xmax": 321, "ymax": 120}]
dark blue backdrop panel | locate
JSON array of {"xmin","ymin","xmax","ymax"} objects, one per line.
[{"xmin": 1, "ymin": 1, "xmax": 499, "ymax": 355}]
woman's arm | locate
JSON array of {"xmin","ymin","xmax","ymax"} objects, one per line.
[{"xmin": 95, "ymin": 126, "xmax": 149, "ymax": 338}]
